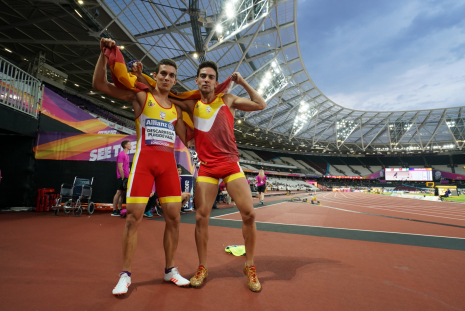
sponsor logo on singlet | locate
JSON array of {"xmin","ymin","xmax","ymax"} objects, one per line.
[
  {"xmin": 206, "ymin": 106, "xmax": 211, "ymax": 113},
  {"xmin": 148, "ymin": 99, "xmax": 155, "ymax": 107},
  {"xmin": 145, "ymin": 119, "xmax": 175, "ymax": 147},
  {"xmin": 160, "ymin": 111, "xmax": 166, "ymax": 120}
]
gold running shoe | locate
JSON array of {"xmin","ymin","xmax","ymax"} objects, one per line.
[
  {"xmin": 190, "ymin": 265, "xmax": 208, "ymax": 287},
  {"xmin": 243, "ymin": 264, "xmax": 261, "ymax": 292}
]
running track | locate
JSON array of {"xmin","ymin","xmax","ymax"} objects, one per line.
[{"xmin": 1, "ymin": 192, "xmax": 464, "ymax": 310}]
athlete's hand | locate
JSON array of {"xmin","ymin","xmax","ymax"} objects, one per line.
[
  {"xmin": 132, "ymin": 62, "xmax": 143, "ymax": 76},
  {"xmin": 100, "ymin": 38, "xmax": 116, "ymax": 51},
  {"xmin": 231, "ymin": 72, "xmax": 245, "ymax": 86}
]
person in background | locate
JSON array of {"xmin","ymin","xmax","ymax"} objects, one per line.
[
  {"xmin": 255, "ymin": 170, "xmax": 266, "ymax": 205},
  {"xmin": 212, "ymin": 186, "xmax": 221, "ymax": 209},
  {"xmin": 440, "ymin": 188, "xmax": 452, "ymax": 201},
  {"xmin": 144, "ymin": 184, "xmax": 157, "ymax": 218},
  {"xmin": 112, "ymin": 140, "xmax": 131, "ymax": 216}
]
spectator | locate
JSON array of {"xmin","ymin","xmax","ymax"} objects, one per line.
[
  {"xmin": 440, "ymin": 188, "xmax": 452, "ymax": 201},
  {"xmin": 111, "ymin": 140, "xmax": 131, "ymax": 216},
  {"xmin": 256, "ymin": 169, "xmax": 267, "ymax": 205}
]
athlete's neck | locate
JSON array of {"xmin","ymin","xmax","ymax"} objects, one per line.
[
  {"xmin": 152, "ymin": 87, "xmax": 171, "ymax": 108},
  {"xmin": 200, "ymin": 90, "xmax": 216, "ymax": 103}
]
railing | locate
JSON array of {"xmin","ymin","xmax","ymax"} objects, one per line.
[{"xmin": 0, "ymin": 56, "xmax": 42, "ymax": 118}]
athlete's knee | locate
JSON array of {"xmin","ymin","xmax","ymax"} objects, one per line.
[
  {"xmin": 240, "ymin": 208, "xmax": 256, "ymax": 224},
  {"xmin": 165, "ymin": 212, "xmax": 180, "ymax": 227},
  {"xmin": 195, "ymin": 209, "xmax": 210, "ymax": 225},
  {"xmin": 125, "ymin": 213, "xmax": 142, "ymax": 231}
]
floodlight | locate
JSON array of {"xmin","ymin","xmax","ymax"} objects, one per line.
[{"xmin": 216, "ymin": 25, "xmax": 223, "ymax": 33}]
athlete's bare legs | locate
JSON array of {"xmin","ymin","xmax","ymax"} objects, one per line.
[
  {"xmin": 191, "ymin": 177, "xmax": 260, "ymax": 291},
  {"xmin": 193, "ymin": 182, "xmax": 219, "ymax": 268},
  {"xmin": 161, "ymin": 202, "xmax": 182, "ymax": 268},
  {"xmin": 122, "ymin": 202, "xmax": 182, "ymax": 270},
  {"xmin": 224, "ymin": 178, "xmax": 256, "ymax": 267},
  {"xmin": 122, "ymin": 202, "xmax": 146, "ymax": 271}
]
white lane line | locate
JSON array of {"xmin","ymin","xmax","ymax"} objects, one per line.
[
  {"xmin": 322, "ymin": 194, "xmax": 465, "ymax": 213},
  {"xmin": 210, "ymin": 202, "xmax": 286, "ymax": 219},
  {"xmin": 319, "ymin": 199, "xmax": 465, "ymax": 221},
  {"xmin": 211, "ymin": 218, "xmax": 465, "ymax": 240},
  {"xmin": 321, "ymin": 197, "xmax": 465, "ymax": 217}
]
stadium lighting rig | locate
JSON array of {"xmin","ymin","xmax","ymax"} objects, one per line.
[
  {"xmin": 336, "ymin": 118, "xmax": 358, "ymax": 148},
  {"xmin": 445, "ymin": 118, "xmax": 465, "ymax": 148},
  {"xmin": 388, "ymin": 120, "xmax": 413, "ymax": 148},
  {"xmin": 290, "ymin": 100, "xmax": 317, "ymax": 138},
  {"xmin": 255, "ymin": 60, "xmax": 288, "ymax": 102},
  {"xmin": 204, "ymin": 0, "xmax": 270, "ymax": 51}
]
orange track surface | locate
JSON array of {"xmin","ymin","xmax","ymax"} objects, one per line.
[{"xmin": 1, "ymin": 192, "xmax": 465, "ymax": 310}]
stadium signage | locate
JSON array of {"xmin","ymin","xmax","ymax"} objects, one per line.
[{"xmin": 324, "ymin": 175, "xmax": 363, "ymax": 179}]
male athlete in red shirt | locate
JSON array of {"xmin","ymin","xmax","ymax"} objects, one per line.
[{"xmin": 172, "ymin": 61, "xmax": 266, "ymax": 291}]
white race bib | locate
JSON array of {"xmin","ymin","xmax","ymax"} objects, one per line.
[{"xmin": 145, "ymin": 119, "xmax": 176, "ymax": 147}]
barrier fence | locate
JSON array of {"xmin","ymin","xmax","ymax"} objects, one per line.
[{"xmin": 0, "ymin": 56, "xmax": 42, "ymax": 118}]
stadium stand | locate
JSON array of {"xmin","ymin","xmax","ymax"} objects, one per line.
[{"xmin": 280, "ymin": 157, "xmax": 317, "ymax": 174}]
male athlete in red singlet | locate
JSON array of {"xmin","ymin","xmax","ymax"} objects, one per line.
[
  {"xmin": 171, "ymin": 61, "xmax": 266, "ymax": 292},
  {"xmin": 93, "ymin": 38, "xmax": 190, "ymax": 296}
]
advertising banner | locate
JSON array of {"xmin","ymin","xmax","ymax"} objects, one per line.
[
  {"xmin": 180, "ymin": 175, "xmax": 193, "ymax": 209},
  {"xmin": 324, "ymin": 175, "xmax": 363, "ymax": 179},
  {"xmin": 41, "ymin": 87, "xmax": 116, "ymax": 134},
  {"xmin": 433, "ymin": 170, "xmax": 465, "ymax": 180},
  {"xmin": 363, "ymin": 170, "xmax": 384, "ymax": 180},
  {"xmin": 35, "ymin": 132, "xmax": 137, "ymax": 161},
  {"xmin": 35, "ymin": 132, "xmax": 195, "ymax": 175}
]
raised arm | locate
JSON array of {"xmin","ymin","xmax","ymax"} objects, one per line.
[
  {"xmin": 92, "ymin": 38, "xmax": 137, "ymax": 103},
  {"xmin": 224, "ymin": 72, "xmax": 267, "ymax": 112},
  {"xmin": 131, "ymin": 62, "xmax": 156, "ymax": 93},
  {"xmin": 170, "ymin": 97, "xmax": 196, "ymax": 114}
]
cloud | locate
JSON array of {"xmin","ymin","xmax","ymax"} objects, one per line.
[
  {"xmin": 328, "ymin": 57, "xmax": 465, "ymax": 111},
  {"xmin": 297, "ymin": 0, "xmax": 465, "ymax": 111}
]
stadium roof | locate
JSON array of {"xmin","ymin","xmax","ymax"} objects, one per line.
[{"xmin": 1, "ymin": 0, "xmax": 464, "ymax": 154}]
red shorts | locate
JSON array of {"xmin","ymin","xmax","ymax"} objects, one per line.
[
  {"xmin": 127, "ymin": 149, "xmax": 181, "ymax": 204},
  {"xmin": 197, "ymin": 162, "xmax": 245, "ymax": 184}
]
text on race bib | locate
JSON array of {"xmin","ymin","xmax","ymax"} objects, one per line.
[{"xmin": 145, "ymin": 119, "xmax": 176, "ymax": 147}]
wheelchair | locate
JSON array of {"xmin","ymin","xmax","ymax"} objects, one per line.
[{"xmin": 52, "ymin": 177, "xmax": 95, "ymax": 216}]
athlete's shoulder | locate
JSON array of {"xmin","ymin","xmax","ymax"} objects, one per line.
[{"xmin": 221, "ymin": 93, "xmax": 236, "ymax": 105}]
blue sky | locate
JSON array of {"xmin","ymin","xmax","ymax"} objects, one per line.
[{"xmin": 296, "ymin": 0, "xmax": 465, "ymax": 111}]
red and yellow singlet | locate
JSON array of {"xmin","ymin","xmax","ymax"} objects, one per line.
[
  {"xmin": 194, "ymin": 93, "xmax": 244, "ymax": 184},
  {"xmin": 126, "ymin": 92, "xmax": 182, "ymax": 204}
]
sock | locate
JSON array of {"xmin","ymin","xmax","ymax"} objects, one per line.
[
  {"xmin": 121, "ymin": 271, "xmax": 131, "ymax": 277},
  {"xmin": 165, "ymin": 267, "xmax": 174, "ymax": 274}
]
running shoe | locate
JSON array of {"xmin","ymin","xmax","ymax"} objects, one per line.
[
  {"xmin": 111, "ymin": 209, "xmax": 121, "ymax": 217},
  {"xmin": 164, "ymin": 267, "xmax": 190, "ymax": 287},
  {"xmin": 259, "ymin": 200, "xmax": 264, "ymax": 205},
  {"xmin": 243, "ymin": 264, "xmax": 261, "ymax": 292},
  {"xmin": 190, "ymin": 265, "xmax": 208, "ymax": 287},
  {"xmin": 112, "ymin": 272, "xmax": 131, "ymax": 296},
  {"xmin": 143, "ymin": 211, "xmax": 153, "ymax": 218}
]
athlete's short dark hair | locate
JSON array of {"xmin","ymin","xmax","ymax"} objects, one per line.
[
  {"xmin": 197, "ymin": 61, "xmax": 219, "ymax": 81},
  {"xmin": 121, "ymin": 140, "xmax": 130, "ymax": 149},
  {"xmin": 177, "ymin": 164, "xmax": 182, "ymax": 169},
  {"xmin": 154, "ymin": 59, "xmax": 178, "ymax": 76}
]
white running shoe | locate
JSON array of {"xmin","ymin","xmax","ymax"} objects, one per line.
[
  {"xmin": 164, "ymin": 267, "xmax": 190, "ymax": 287},
  {"xmin": 112, "ymin": 272, "xmax": 131, "ymax": 296}
]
